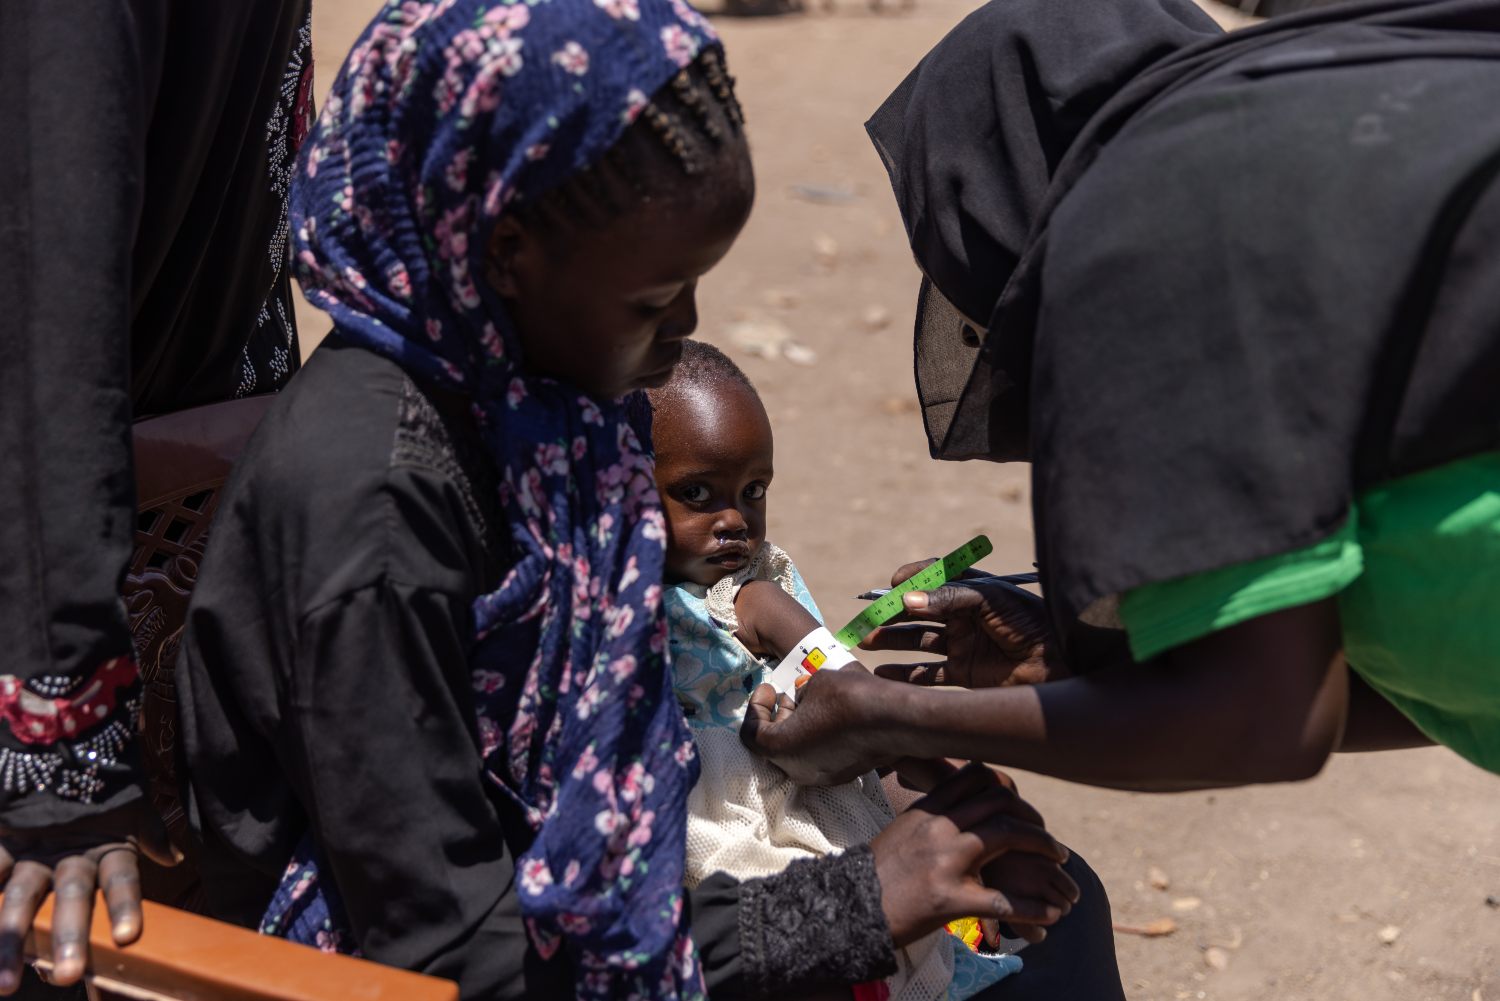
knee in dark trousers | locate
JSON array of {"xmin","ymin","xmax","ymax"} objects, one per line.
[{"xmin": 972, "ymin": 851, "xmax": 1125, "ymax": 1001}]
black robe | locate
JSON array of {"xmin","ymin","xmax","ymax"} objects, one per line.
[
  {"xmin": 869, "ymin": 0, "xmax": 1500, "ymax": 664},
  {"xmin": 0, "ymin": 0, "xmax": 312, "ymax": 829}
]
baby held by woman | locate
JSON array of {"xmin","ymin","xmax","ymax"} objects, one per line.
[{"xmin": 650, "ymin": 342, "xmax": 1042, "ymax": 1000}]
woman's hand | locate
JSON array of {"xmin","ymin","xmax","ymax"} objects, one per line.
[
  {"xmin": 870, "ymin": 763, "xmax": 1077, "ymax": 948},
  {"xmin": 885, "ymin": 758, "xmax": 1081, "ymax": 944},
  {"xmin": 862, "ymin": 563, "xmax": 1066, "ymax": 688},
  {"xmin": 0, "ymin": 802, "xmax": 175, "ymax": 993},
  {"xmin": 740, "ymin": 667, "xmax": 900, "ymax": 785}
]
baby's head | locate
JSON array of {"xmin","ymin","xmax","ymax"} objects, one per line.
[
  {"xmin": 649, "ymin": 342, "xmax": 773, "ymax": 587},
  {"xmin": 488, "ymin": 48, "xmax": 755, "ymax": 401}
]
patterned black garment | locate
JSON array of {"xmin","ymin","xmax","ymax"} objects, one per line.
[{"xmin": 0, "ymin": 0, "xmax": 312, "ymax": 831}]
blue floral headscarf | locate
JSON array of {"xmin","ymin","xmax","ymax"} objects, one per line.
[{"xmin": 265, "ymin": 1, "xmax": 722, "ymax": 996}]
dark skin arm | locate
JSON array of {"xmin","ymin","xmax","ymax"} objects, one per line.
[
  {"xmin": 867, "ymin": 569, "xmax": 1434, "ymax": 755},
  {"xmin": 744, "ymin": 597, "xmax": 1352, "ymax": 791},
  {"xmin": 732, "ymin": 579, "xmax": 821, "ymax": 660},
  {"xmin": 1341, "ymin": 671, "xmax": 1435, "ymax": 752}
]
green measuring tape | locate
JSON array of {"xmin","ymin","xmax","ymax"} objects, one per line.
[{"xmin": 833, "ymin": 535, "xmax": 993, "ymax": 648}]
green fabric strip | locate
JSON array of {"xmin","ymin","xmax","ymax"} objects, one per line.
[
  {"xmin": 1116, "ymin": 452, "xmax": 1500, "ymax": 775},
  {"xmin": 1337, "ymin": 453, "xmax": 1500, "ymax": 774},
  {"xmin": 1119, "ymin": 517, "xmax": 1363, "ymax": 663}
]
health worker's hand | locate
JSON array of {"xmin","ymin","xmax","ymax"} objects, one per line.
[
  {"xmin": 0, "ymin": 802, "xmax": 175, "ymax": 993},
  {"xmin": 870, "ymin": 763, "xmax": 1076, "ymax": 948},
  {"xmin": 740, "ymin": 666, "xmax": 897, "ymax": 786},
  {"xmin": 863, "ymin": 562, "xmax": 1067, "ymax": 689}
]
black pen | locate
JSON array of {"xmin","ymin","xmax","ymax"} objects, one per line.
[{"xmin": 855, "ymin": 571, "xmax": 1039, "ymax": 601}]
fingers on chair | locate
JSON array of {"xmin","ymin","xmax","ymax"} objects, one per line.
[
  {"xmin": 0, "ymin": 862, "xmax": 51, "ymax": 994},
  {"xmin": 48, "ymin": 855, "xmax": 99, "ymax": 984},
  {"xmin": 98, "ymin": 848, "xmax": 143, "ymax": 943}
]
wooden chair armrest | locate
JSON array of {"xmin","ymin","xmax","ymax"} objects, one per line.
[{"xmin": 16, "ymin": 892, "xmax": 458, "ymax": 1001}]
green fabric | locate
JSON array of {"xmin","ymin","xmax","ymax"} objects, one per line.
[
  {"xmin": 1119, "ymin": 518, "xmax": 1364, "ymax": 663},
  {"xmin": 1118, "ymin": 453, "xmax": 1500, "ymax": 775}
]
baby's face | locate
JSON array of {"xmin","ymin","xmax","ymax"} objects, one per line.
[{"xmin": 652, "ymin": 379, "xmax": 773, "ymax": 587}]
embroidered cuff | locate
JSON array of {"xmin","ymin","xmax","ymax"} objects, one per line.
[
  {"xmin": 738, "ymin": 845, "xmax": 897, "ymax": 998},
  {"xmin": 0, "ymin": 658, "xmax": 144, "ymax": 823}
]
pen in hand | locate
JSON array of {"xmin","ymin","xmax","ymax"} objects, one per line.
[{"xmin": 855, "ymin": 571, "xmax": 1040, "ymax": 601}]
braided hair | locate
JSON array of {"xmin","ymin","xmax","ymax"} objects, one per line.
[{"xmin": 516, "ymin": 46, "xmax": 749, "ymax": 236}]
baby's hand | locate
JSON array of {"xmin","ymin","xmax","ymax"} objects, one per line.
[{"xmin": 734, "ymin": 580, "xmax": 820, "ymax": 660}]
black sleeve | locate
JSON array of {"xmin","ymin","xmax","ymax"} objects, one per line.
[
  {"xmin": 0, "ymin": 0, "xmax": 167, "ymax": 830},
  {"xmin": 690, "ymin": 847, "xmax": 898, "ymax": 1000},
  {"xmin": 286, "ymin": 583, "xmax": 570, "ymax": 1000},
  {"xmin": 689, "ymin": 874, "xmax": 748, "ymax": 995}
]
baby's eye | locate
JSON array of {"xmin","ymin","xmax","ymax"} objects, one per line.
[
  {"xmin": 743, "ymin": 483, "xmax": 767, "ymax": 501},
  {"xmin": 678, "ymin": 484, "xmax": 710, "ymax": 504}
]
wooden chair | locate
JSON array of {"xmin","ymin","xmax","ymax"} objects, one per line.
[
  {"xmin": 127, "ymin": 396, "xmax": 276, "ymax": 910},
  {"xmin": 11, "ymin": 396, "xmax": 459, "ymax": 1000},
  {"xmin": 25, "ymin": 894, "xmax": 457, "ymax": 1001}
]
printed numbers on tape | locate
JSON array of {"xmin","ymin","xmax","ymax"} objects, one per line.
[{"xmin": 833, "ymin": 535, "xmax": 994, "ymax": 648}]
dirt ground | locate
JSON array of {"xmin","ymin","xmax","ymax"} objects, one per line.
[{"xmin": 296, "ymin": 2, "xmax": 1499, "ymax": 998}]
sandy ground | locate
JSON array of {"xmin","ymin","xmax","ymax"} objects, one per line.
[{"xmin": 296, "ymin": 2, "xmax": 1499, "ymax": 998}]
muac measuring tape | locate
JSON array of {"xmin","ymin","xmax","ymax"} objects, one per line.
[{"xmin": 766, "ymin": 534, "xmax": 995, "ymax": 694}]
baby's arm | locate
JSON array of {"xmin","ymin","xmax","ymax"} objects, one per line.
[{"xmin": 734, "ymin": 579, "xmax": 822, "ymax": 660}]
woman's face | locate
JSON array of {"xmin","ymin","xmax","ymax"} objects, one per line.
[{"xmin": 489, "ymin": 161, "xmax": 754, "ymax": 401}]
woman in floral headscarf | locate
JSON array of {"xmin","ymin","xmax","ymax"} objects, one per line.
[{"xmin": 174, "ymin": 1, "xmax": 1087, "ymax": 998}]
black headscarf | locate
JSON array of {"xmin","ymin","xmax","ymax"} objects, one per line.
[
  {"xmin": 1228, "ymin": 0, "xmax": 1355, "ymax": 15},
  {"xmin": 870, "ymin": 0, "xmax": 1500, "ymax": 662},
  {"xmin": 866, "ymin": 0, "xmax": 1222, "ymax": 462}
]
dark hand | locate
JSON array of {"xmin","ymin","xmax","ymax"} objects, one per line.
[
  {"xmin": 0, "ymin": 802, "xmax": 175, "ymax": 993},
  {"xmin": 741, "ymin": 667, "xmax": 898, "ymax": 785},
  {"xmin": 870, "ymin": 763, "xmax": 1076, "ymax": 948},
  {"xmin": 863, "ymin": 562, "xmax": 1065, "ymax": 688},
  {"xmin": 886, "ymin": 759, "xmax": 1080, "ymax": 944},
  {"xmin": 979, "ymin": 850, "xmax": 1082, "ymax": 945}
]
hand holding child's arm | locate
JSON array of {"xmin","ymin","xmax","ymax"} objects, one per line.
[{"xmin": 733, "ymin": 579, "xmax": 822, "ymax": 660}]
